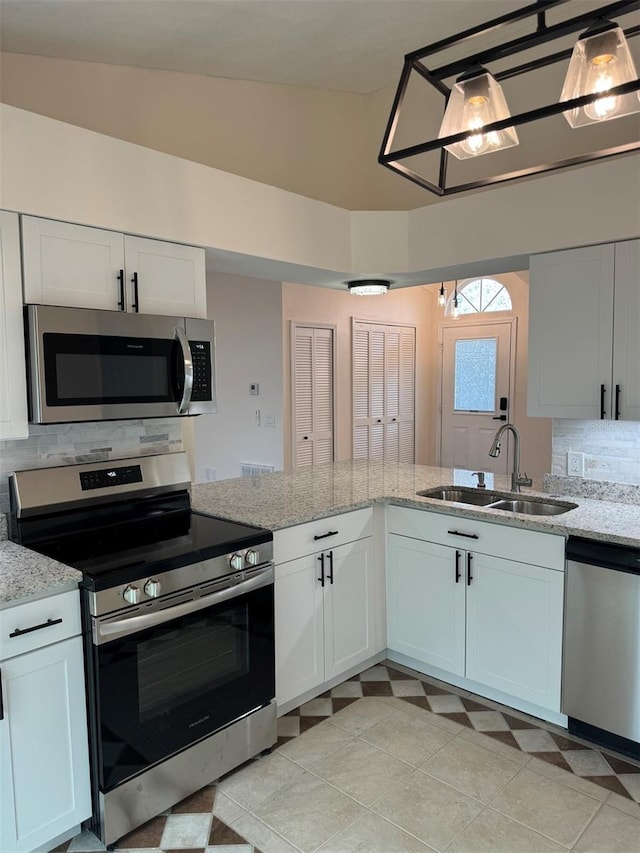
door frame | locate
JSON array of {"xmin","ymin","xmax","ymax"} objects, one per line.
[
  {"xmin": 290, "ymin": 321, "xmax": 338, "ymax": 468},
  {"xmin": 435, "ymin": 316, "xmax": 517, "ymax": 467}
]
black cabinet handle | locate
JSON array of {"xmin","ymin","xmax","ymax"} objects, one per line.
[
  {"xmin": 0, "ymin": 668, "xmax": 4, "ymax": 721},
  {"xmin": 447, "ymin": 530, "xmax": 479, "ymax": 540},
  {"xmin": 9, "ymin": 617, "xmax": 62, "ymax": 638},
  {"xmin": 317, "ymin": 553, "xmax": 325, "ymax": 587},
  {"xmin": 467, "ymin": 552, "xmax": 473, "ymax": 586},
  {"xmin": 131, "ymin": 271, "xmax": 140, "ymax": 313},
  {"xmin": 327, "ymin": 550, "xmax": 334, "ymax": 585},
  {"xmin": 117, "ymin": 269, "xmax": 125, "ymax": 311},
  {"xmin": 455, "ymin": 550, "xmax": 461, "ymax": 583},
  {"xmin": 615, "ymin": 384, "xmax": 621, "ymax": 420},
  {"xmin": 600, "ymin": 383, "xmax": 606, "ymax": 419},
  {"xmin": 314, "ymin": 530, "xmax": 338, "ymax": 541}
]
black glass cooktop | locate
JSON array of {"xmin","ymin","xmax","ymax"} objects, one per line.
[{"xmin": 12, "ymin": 491, "xmax": 272, "ymax": 590}]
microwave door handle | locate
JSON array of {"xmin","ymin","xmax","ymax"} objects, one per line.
[{"xmin": 175, "ymin": 326, "xmax": 194, "ymax": 414}]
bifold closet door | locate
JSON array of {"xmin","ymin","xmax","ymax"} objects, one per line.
[{"xmin": 292, "ymin": 325, "xmax": 334, "ymax": 467}]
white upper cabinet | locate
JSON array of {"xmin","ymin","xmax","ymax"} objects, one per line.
[
  {"xmin": 22, "ymin": 217, "xmax": 207, "ymax": 318},
  {"xmin": 528, "ymin": 240, "xmax": 640, "ymax": 420},
  {"xmin": 0, "ymin": 211, "xmax": 28, "ymax": 440}
]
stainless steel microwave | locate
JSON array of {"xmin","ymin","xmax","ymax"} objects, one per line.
[{"xmin": 25, "ymin": 304, "xmax": 216, "ymax": 424}]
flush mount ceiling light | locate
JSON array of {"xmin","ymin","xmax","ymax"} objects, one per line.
[
  {"xmin": 379, "ymin": 0, "xmax": 640, "ymax": 197},
  {"xmin": 346, "ymin": 279, "xmax": 392, "ymax": 295}
]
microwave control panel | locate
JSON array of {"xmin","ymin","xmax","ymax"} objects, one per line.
[{"xmin": 189, "ymin": 340, "xmax": 212, "ymax": 401}]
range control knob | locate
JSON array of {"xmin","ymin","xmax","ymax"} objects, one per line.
[
  {"xmin": 245, "ymin": 549, "xmax": 260, "ymax": 567},
  {"xmin": 144, "ymin": 578, "xmax": 162, "ymax": 598},
  {"xmin": 229, "ymin": 553, "xmax": 244, "ymax": 571},
  {"xmin": 122, "ymin": 585, "xmax": 141, "ymax": 605}
]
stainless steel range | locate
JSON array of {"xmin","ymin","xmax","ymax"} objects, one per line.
[{"xmin": 9, "ymin": 453, "xmax": 276, "ymax": 846}]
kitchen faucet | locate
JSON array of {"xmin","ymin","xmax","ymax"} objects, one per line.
[{"xmin": 488, "ymin": 423, "xmax": 532, "ymax": 493}]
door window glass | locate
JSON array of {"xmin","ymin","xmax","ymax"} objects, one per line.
[
  {"xmin": 452, "ymin": 278, "xmax": 512, "ymax": 316},
  {"xmin": 454, "ymin": 338, "xmax": 497, "ymax": 411}
]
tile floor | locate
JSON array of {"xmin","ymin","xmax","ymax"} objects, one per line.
[{"xmin": 57, "ymin": 661, "xmax": 640, "ymax": 853}]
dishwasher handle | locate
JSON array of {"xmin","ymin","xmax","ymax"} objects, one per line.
[{"xmin": 566, "ymin": 536, "xmax": 640, "ymax": 576}]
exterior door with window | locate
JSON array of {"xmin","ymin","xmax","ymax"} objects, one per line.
[
  {"xmin": 292, "ymin": 325, "xmax": 334, "ymax": 467},
  {"xmin": 440, "ymin": 322, "xmax": 514, "ymax": 474},
  {"xmin": 352, "ymin": 321, "xmax": 415, "ymax": 463}
]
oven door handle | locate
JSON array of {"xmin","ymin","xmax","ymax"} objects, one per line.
[
  {"xmin": 175, "ymin": 326, "xmax": 194, "ymax": 415},
  {"xmin": 95, "ymin": 566, "xmax": 273, "ymax": 644}
]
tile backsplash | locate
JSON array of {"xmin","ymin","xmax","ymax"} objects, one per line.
[
  {"xmin": 552, "ymin": 419, "xmax": 640, "ymax": 484},
  {"xmin": 0, "ymin": 418, "xmax": 183, "ymax": 515}
]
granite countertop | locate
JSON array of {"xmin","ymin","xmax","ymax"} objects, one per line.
[
  {"xmin": 0, "ymin": 540, "xmax": 82, "ymax": 609},
  {"xmin": 191, "ymin": 460, "xmax": 640, "ymax": 548}
]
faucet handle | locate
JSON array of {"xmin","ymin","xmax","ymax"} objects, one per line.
[
  {"xmin": 516, "ymin": 473, "xmax": 533, "ymax": 488},
  {"xmin": 471, "ymin": 471, "xmax": 486, "ymax": 489}
]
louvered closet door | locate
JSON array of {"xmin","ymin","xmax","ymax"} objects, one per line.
[
  {"xmin": 293, "ymin": 326, "xmax": 334, "ymax": 467},
  {"xmin": 352, "ymin": 322, "xmax": 415, "ymax": 463}
]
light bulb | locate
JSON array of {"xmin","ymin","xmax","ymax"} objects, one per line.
[
  {"xmin": 437, "ymin": 283, "xmax": 446, "ymax": 307},
  {"xmin": 451, "ymin": 292, "xmax": 459, "ymax": 319},
  {"xmin": 584, "ymin": 53, "xmax": 619, "ymax": 120}
]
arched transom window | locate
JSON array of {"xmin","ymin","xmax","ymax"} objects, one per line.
[{"xmin": 450, "ymin": 278, "xmax": 512, "ymax": 316}]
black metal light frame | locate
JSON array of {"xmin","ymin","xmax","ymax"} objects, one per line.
[{"xmin": 379, "ymin": 0, "xmax": 640, "ymax": 196}]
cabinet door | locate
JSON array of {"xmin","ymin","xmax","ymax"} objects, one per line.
[
  {"xmin": 612, "ymin": 239, "xmax": 640, "ymax": 421},
  {"xmin": 0, "ymin": 211, "xmax": 28, "ymax": 439},
  {"xmin": 21, "ymin": 216, "xmax": 126, "ymax": 310},
  {"xmin": 275, "ymin": 553, "xmax": 325, "ymax": 707},
  {"xmin": 324, "ymin": 538, "xmax": 377, "ymax": 680},
  {"xmin": 465, "ymin": 553, "xmax": 563, "ymax": 712},
  {"xmin": 387, "ymin": 534, "xmax": 465, "ymax": 676},
  {"xmin": 124, "ymin": 235, "xmax": 206, "ymax": 318},
  {"xmin": 528, "ymin": 244, "xmax": 615, "ymax": 418},
  {"xmin": 0, "ymin": 637, "xmax": 91, "ymax": 853}
]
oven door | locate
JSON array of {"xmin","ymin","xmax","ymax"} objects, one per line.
[{"xmin": 89, "ymin": 568, "xmax": 274, "ymax": 791}]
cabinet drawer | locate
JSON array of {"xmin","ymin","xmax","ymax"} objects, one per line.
[
  {"xmin": 0, "ymin": 590, "xmax": 82, "ymax": 660},
  {"xmin": 274, "ymin": 508, "xmax": 373, "ymax": 564},
  {"xmin": 387, "ymin": 506, "xmax": 565, "ymax": 571}
]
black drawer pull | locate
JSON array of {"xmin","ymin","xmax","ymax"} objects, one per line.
[
  {"xmin": 326, "ymin": 550, "xmax": 334, "ymax": 584},
  {"xmin": 314, "ymin": 530, "xmax": 338, "ymax": 541},
  {"xmin": 317, "ymin": 553, "xmax": 325, "ymax": 587},
  {"xmin": 9, "ymin": 617, "xmax": 63, "ymax": 638},
  {"xmin": 447, "ymin": 530, "xmax": 479, "ymax": 540},
  {"xmin": 467, "ymin": 552, "xmax": 473, "ymax": 586},
  {"xmin": 455, "ymin": 550, "xmax": 461, "ymax": 583}
]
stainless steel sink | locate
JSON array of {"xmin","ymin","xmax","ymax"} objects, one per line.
[
  {"xmin": 416, "ymin": 487, "xmax": 501, "ymax": 506},
  {"xmin": 489, "ymin": 498, "xmax": 577, "ymax": 516},
  {"xmin": 416, "ymin": 486, "xmax": 577, "ymax": 516}
]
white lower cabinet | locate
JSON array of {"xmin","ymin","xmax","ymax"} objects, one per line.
[
  {"xmin": 0, "ymin": 592, "xmax": 91, "ymax": 853},
  {"xmin": 387, "ymin": 507, "xmax": 565, "ymax": 715},
  {"xmin": 275, "ymin": 510, "xmax": 382, "ymax": 708}
]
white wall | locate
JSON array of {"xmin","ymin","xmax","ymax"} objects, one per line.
[{"xmin": 191, "ymin": 272, "xmax": 284, "ymax": 482}]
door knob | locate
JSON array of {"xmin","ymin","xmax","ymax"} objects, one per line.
[{"xmin": 492, "ymin": 415, "xmax": 507, "ymax": 421}]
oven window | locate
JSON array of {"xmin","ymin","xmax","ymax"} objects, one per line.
[
  {"xmin": 137, "ymin": 607, "xmax": 249, "ymax": 722},
  {"xmin": 94, "ymin": 582, "xmax": 274, "ymax": 791}
]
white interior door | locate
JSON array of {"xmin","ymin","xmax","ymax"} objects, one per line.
[
  {"xmin": 440, "ymin": 322, "xmax": 514, "ymax": 474},
  {"xmin": 353, "ymin": 322, "xmax": 415, "ymax": 463},
  {"xmin": 292, "ymin": 325, "xmax": 335, "ymax": 467}
]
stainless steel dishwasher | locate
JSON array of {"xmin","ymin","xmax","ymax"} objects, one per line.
[{"xmin": 563, "ymin": 536, "xmax": 640, "ymax": 760}]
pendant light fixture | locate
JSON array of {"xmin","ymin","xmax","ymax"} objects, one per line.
[
  {"xmin": 437, "ymin": 282, "xmax": 447, "ymax": 307},
  {"xmin": 438, "ymin": 66, "xmax": 519, "ymax": 160},
  {"xmin": 346, "ymin": 279, "xmax": 391, "ymax": 296},
  {"xmin": 561, "ymin": 20, "xmax": 640, "ymax": 128},
  {"xmin": 451, "ymin": 283, "xmax": 460, "ymax": 319},
  {"xmin": 378, "ymin": 0, "xmax": 640, "ymax": 197}
]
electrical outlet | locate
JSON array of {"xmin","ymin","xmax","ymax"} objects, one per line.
[
  {"xmin": 567, "ymin": 451, "xmax": 584, "ymax": 477},
  {"xmin": 204, "ymin": 467, "xmax": 216, "ymax": 481},
  {"xmin": 250, "ymin": 383, "xmax": 260, "ymax": 396}
]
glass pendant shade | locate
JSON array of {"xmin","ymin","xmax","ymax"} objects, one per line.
[
  {"xmin": 438, "ymin": 68, "xmax": 519, "ymax": 160},
  {"xmin": 437, "ymin": 283, "xmax": 446, "ymax": 306},
  {"xmin": 347, "ymin": 279, "xmax": 390, "ymax": 296},
  {"xmin": 561, "ymin": 23, "xmax": 640, "ymax": 127}
]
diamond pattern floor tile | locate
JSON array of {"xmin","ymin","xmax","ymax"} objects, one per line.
[{"xmin": 59, "ymin": 660, "xmax": 640, "ymax": 853}]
